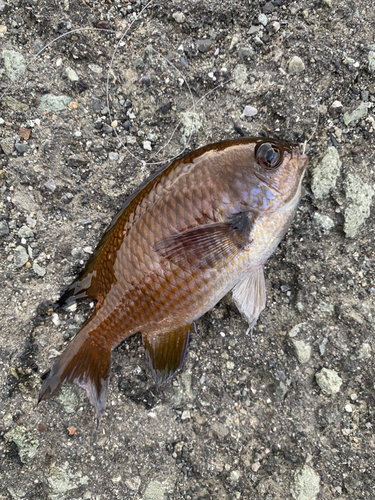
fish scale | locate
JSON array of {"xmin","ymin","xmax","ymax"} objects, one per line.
[{"xmin": 39, "ymin": 137, "xmax": 308, "ymax": 423}]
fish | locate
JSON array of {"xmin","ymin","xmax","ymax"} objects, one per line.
[{"xmin": 38, "ymin": 137, "xmax": 308, "ymax": 423}]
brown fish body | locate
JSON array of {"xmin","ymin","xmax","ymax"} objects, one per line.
[{"xmin": 39, "ymin": 137, "xmax": 308, "ymax": 421}]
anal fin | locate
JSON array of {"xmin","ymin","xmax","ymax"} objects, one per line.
[
  {"xmin": 142, "ymin": 324, "xmax": 193, "ymax": 387},
  {"xmin": 232, "ymin": 266, "xmax": 266, "ymax": 330}
]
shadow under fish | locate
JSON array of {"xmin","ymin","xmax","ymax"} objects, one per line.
[{"xmin": 38, "ymin": 137, "xmax": 308, "ymax": 424}]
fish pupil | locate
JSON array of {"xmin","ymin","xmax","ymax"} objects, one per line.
[{"xmin": 265, "ymin": 147, "xmax": 279, "ymax": 165}]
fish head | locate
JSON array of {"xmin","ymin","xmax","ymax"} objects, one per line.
[{"xmin": 250, "ymin": 138, "xmax": 308, "ymax": 211}]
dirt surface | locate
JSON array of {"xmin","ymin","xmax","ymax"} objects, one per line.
[{"xmin": 0, "ymin": 0, "xmax": 375, "ymax": 499}]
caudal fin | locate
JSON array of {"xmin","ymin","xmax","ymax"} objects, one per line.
[{"xmin": 38, "ymin": 335, "xmax": 112, "ymax": 424}]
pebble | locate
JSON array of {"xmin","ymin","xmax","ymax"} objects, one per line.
[
  {"xmin": 143, "ymin": 480, "xmax": 166, "ymax": 500},
  {"xmin": 314, "ymin": 213, "xmax": 335, "ymax": 231},
  {"xmin": 356, "ymin": 343, "xmax": 371, "ymax": 360},
  {"xmin": 18, "ymin": 226, "xmax": 34, "ymax": 239},
  {"xmin": 15, "ymin": 143, "xmax": 29, "ymax": 154},
  {"xmin": 242, "ymin": 105, "xmax": 258, "ymax": 117},
  {"xmin": 230, "ymin": 470, "xmax": 241, "ymax": 483},
  {"xmin": 291, "ymin": 339, "xmax": 311, "ymax": 364},
  {"xmin": 311, "ymin": 146, "xmax": 342, "ymax": 199},
  {"xmin": 14, "ymin": 245, "xmax": 29, "ymax": 268},
  {"xmin": 344, "ymin": 174, "xmax": 374, "ymax": 238},
  {"xmin": 2, "ymin": 49, "xmax": 26, "ymax": 81},
  {"xmin": 38, "ymin": 94, "xmax": 71, "ymax": 113},
  {"xmin": 33, "ymin": 262, "xmax": 46, "ymax": 277},
  {"xmin": 288, "ymin": 56, "xmax": 305, "ymax": 74},
  {"xmin": 345, "ymin": 404, "xmax": 353, "ymax": 413},
  {"xmin": 172, "ymin": 11, "xmax": 185, "ymax": 23},
  {"xmin": 343, "ymin": 102, "xmax": 370, "ymax": 126},
  {"xmin": 315, "ymin": 368, "xmax": 342, "ymax": 394},
  {"xmin": 65, "ymin": 67, "xmax": 79, "ymax": 82},
  {"xmin": 197, "ymin": 39, "xmax": 213, "ymax": 53},
  {"xmin": 328, "ymin": 100, "xmax": 343, "ymax": 118},
  {"xmin": 181, "ymin": 410, "xmax": 191, "ymax": 420},
  {"xmin": 125, "ymin": 476, "xmax": 141, "ymax": 492},
  {"xmin": 88, "ymin": 64, "xmax": 103, "ymax": 74},
  {"xmin": 291, "ymin": 465, "xmax": 320, "ymax": 500},
  {"xmin": 2, "ymin": 96, "xmax": 29, "ymax": 113},
  {"xmin": 108, "ymin": 152, "xmax": 119, "ymax": 161},
  {"xmin": 368, "ymin": 51, "xmax": 375, "ymax": 73},
  {"xmin": 0, "ymin": 137, "xmax": 15, "ymax": 155},
  {"xmin": 44, "ymin": 178, "xmax": 56, "ymax": 193},
  {"xmin": 0, "ymin": 220, "xmax": 9, "ymax": 236},
  {"xmin": 238, "ymin": 46, "xmax": 255, "ymax": 59},
  {"xmin": 142, "ymin": 140, "xmax": 152, "ymax": 151},
  {"xmin": 258, "ymin": 13, "xmax": 268, "ymax": 26}
]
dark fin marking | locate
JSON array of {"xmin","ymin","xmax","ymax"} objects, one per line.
[
  {"xmin": 57, "ymin": 270, "xmax": 99, "ymax": 308},
  {"xmin": 232, "ymin": 265, "xmax": 266, "ymax": 331},
  {"xmin": 142, "ymin": 324, "xmax": 193, "ymax": 387},
  {"xmin": 38, "ymin": 335, "xmax": 112, "ymax": 424},
  {"xmin": 155, "ymin": 212, "xmax": 253, "ymax": 270}
]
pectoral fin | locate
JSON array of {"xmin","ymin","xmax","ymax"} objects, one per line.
[
  {"xmin": 232, "ymin": 266, "xmax": 266, "ymax": 330},
  {"xmin": 142, "ymin": 324, "xmax": 193, "ymax": 387},
  {"xmin": 155, "ymin": 212, "xmax": 253, "ymax": 270}
]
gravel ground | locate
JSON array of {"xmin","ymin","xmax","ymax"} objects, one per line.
[{"xmin": 0, "ymin": 0, "xmax": 375, "ymax": 499}]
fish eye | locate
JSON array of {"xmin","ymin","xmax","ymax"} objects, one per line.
[{"xmin": 255, "ymin": 142, "xmax": 283, "ymax": 169}]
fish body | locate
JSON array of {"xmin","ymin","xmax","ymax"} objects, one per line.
[{"xmin": 39, "ymin": 137, "xmax": 308, "ymax": 421}]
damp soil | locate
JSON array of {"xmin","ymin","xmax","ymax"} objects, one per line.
[{"xmin": 0, "ymin": 1, "xmax": 375, "ymax": 499}]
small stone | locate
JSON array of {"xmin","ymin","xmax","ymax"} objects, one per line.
[
  {"xmin": 314, "ymin": 213, "xmax": 334, "ymax": 231},
  {"xmin": 262, "ymin": 1, "xmax": 275, "ymax": 13},
  {"xmin": 18, "ymin": 226, "xmax": 34, "ymax": 239},
  {"xmin": 125, "ymin": 476, "xmax": 141, "ymax": 492},
  {"xmin": 343, "ymin": 102, "xmax": 370, "ymax": 126},
  {"xmin": 38, "ymin": 94, "xmax": 71, "ymax": 113},
  {"xmin": 361, "ymin": 90, "xmax": 369, "ymax": 101},
  {"xmin": 356, "ymin": 343, "xmax": 371, "ymax": 360},
  {"xmin": 345, "ymin": 404, "xmax": 353, "ymax": 413},
  {"xmin": 291, "ymin": 339, "xmax": 311, "ymax": 364},
  {"xmin": 65, "ymin": 67, "xmax": 79, "ymax": 82},
  {"xmin": 227, "ymin": 361, "xmax": 235, "ymax": 370},
  {"xmin": 252, "ymin": 462, "xmax": 261, "ymax": 472},
  {"xmin": 67, "ymin": 154, "xmax": 87, "ymax": 167},
  {"xmin": 108, "ymin": 152, "xmax": 119, "ymax": 161},
  {"xmin": 291, "ymin": 465, "xmax": 320, "ymax": 500},
  {"xmin": 2, "ymin": 49, "xmax": 27, "ymax": 81},
  {"xmin": 238, "ymin": 46, "xmax": 255, "ymax": 59},
  {"xmin": 311, "ymin": 146, "xmax": 342, "ymax": 199},
  {"xmin": 288, "ymin": 56, "xmax": 305, "ymax": 74},
  {"xmin": 368, "ymin": 51, "xmax": 375, "ymax": 73},
  {"xmin": 126, "ymin": 136, "xmax": 137, "ymax": 146},
  {"xmin": 328, "ymin": 100, "xmax": 343, "ymax": 118},
  {"xmin": 344, "ymin": 174, "xmax": 374, "ymax": 238},
  {"xmin": 1, "ymin": 137, "xmax": 15, "ymax": 155},
  {"xmin": 229, "ymin": 35, "xmax": 240, "ymax": 51},
  {"xmin": 181, "ymin": 410, "xmax": 191, "ymax": 420},
  {"xmin": 2, "ymin": 96, "xmax": 29, "ymax": 112},
  {"xmin": 143, "ymin": 140, "xmax": 152, "ymax": 151},
  {"xmin": 143, "ymin": 480, "xmax": 166, "ymax": 500},
  {"xmin": 0, "ymin": 25, "xmax": 7, "ymax": 34},
  {"xmin": 44, "ymin": 178, "xmax": 56, "ymax": 193},
  {"xmin": 315, "ymin": 368, "xmax": 342, "ymax": 394},
  {"xmin": 88, "ymin": 64, "xmax": 103, "ymax": 74},
  {"xmin": 33, "ymin": 262, "xmax": 46, "ymax": 277},
  {"xmin": 197, "ymin": 39, "xmax": 213, "ymax": 53},
  {"xmin": 111, "ymin": 120, "xmax": 118, "ymax": 128},
  {"xmin": 288, "ymin": 323, "xmax": 305, "ymax": 338},
  {"xmin": 102, "ymin": 123, "xmax": 113, "ymax": 133},
  {"xmin": 69, "ymin": 101, "xmax": 78, "ymax": 110},
  {"xmin": 18, "ymin": 127, "xmax": 31, "ymax": 140},
  {"xmin": 15, "ymin": 143, "xmax": 29, "ymax": 154},
  {"xmin": 230, "ymin": 470, "xmax": 241, "ymax": 483},
  {"xmin": 258, "ymin": 13, "xmax": 268, "ymax": 26},
  {"xmin": 0, "ymin": 220, "xmax": 9, "ymax": 236},
  {"xmin": 242, "ymin": 105, "xmax": 258, "ymax": 117},
  {"xmin": 14, "ymin": 245, "xmax": 29, "ymax": 268},
  {"xmin": 248, "ymin": 25, "xmax": 260, "ymax": 35},
  {"xmin": 4, "ymin": 426, "xmax": 39, "ymax": 463},
  {"xmin": 172, "ymin": 11, "xmax": 185, "ymax": 23}
]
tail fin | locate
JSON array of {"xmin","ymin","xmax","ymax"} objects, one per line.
[{"xmin": 38, "ymin": 335, "xmax": 112, "ymax": 424}]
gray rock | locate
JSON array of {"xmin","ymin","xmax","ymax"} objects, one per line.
[
  {"xmin": 197, "ymin": 39, "xmax": 213, "ymax": 53},
  {"xmin": 343, "ymin": 102, "xmax": 370, "ymax": 126},
  {"xmin": 314, "ymin": 213, "xmax": 335, "ymax": 231},
  {"xmin": 288, "ymin": 56, "xmax": 305, "ymax": 74},
  {"xmin": 143, "ymin": 480, "xmax": 166, "ymax": 500},
  {"xmin": 44, "ymin": 178, "xmax": 56, "ymax": 193},
  {"xmin": 67, "ymin": 154, "xmax": 87, "ymax": 167},
  {"xmin": 2, "ymin": 49, "xmax": 26, "ymax": 81},
  {"xmin": 0, "ymin": 137, "xmax": 15, "ymax": 155},
  {"xmin": 291, "ymin": 339, "xmax": 311, "ymax": 364},
  {"xmin": 258, "ymin": 13, "xmax": 268, "ymax": 26},
  {"xmin": 242, "ymin": 105, "xmax": 258, "ymax": 117},
  {"xmin": 14, "ymin": 245, "xmax": 29, "ymax": 268},
  {"xmin": 109, "ymin": 152, "xmax": 119, "ymax": 161},
  {"xmin": 65, "ymin": 67, "xmax": 79, "ymax": 82},
  {"xmin": 172, "ymin": 11, "xmax": 185, "ymax": 23},
  {"xmin": 344, "ymin": 174, "xmax": 374, "ymax": 238},
  {"xmin": 248, "ymin": 25, "xmax": 260, "ymax": 35},
  {"xmin": 238, "ymin": 46, "xmax": 255, "ymax": 59},
  {"xmin": 291, "ymin": 465, "xmax": 320, "ymax": 500},
  {"xmin": 18, "ymin": 226, "xmax": 34, "ymax": 239},
  {"xmin": 0, "ymin": 220, "xmax": 9, "ymax": 236},
  {"xmin": 328, "ymin": 100, "xmax": 343, "ymax": 118},
  {"xmin": 356, "ymin": 343, "xmax": 372, "ymax": 360},
  {"xmin": 4, "ymin": 426, "xmax": 39, "ymax": 463},
  {"xmin": 315, "ymin": 368, "xmax": 342, "ymax": 394},
  {"xmin": 2, "ymin": 96, "xmax": 29, "ymax": 112},
  {"xmin": 368, "ymin": 51, "xmax": 375, "ymax": 73},
  {"xmin": 15, "ymin": 143, "xmax": 29, "ymax": 154},
  {"xmin": 311, "ymin": 146, "xmax": 342, "ymax": 199},
  {"xmin": 125, "ymin": 476, "xmax": 141, "ymax": 491},
  {"xmin": 33, "ymin": 262, "xmax": 46, "ymax": 277},
  {"xmin": 38, "ymin": 94, "xmax": 71, "ymax": 113}
]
